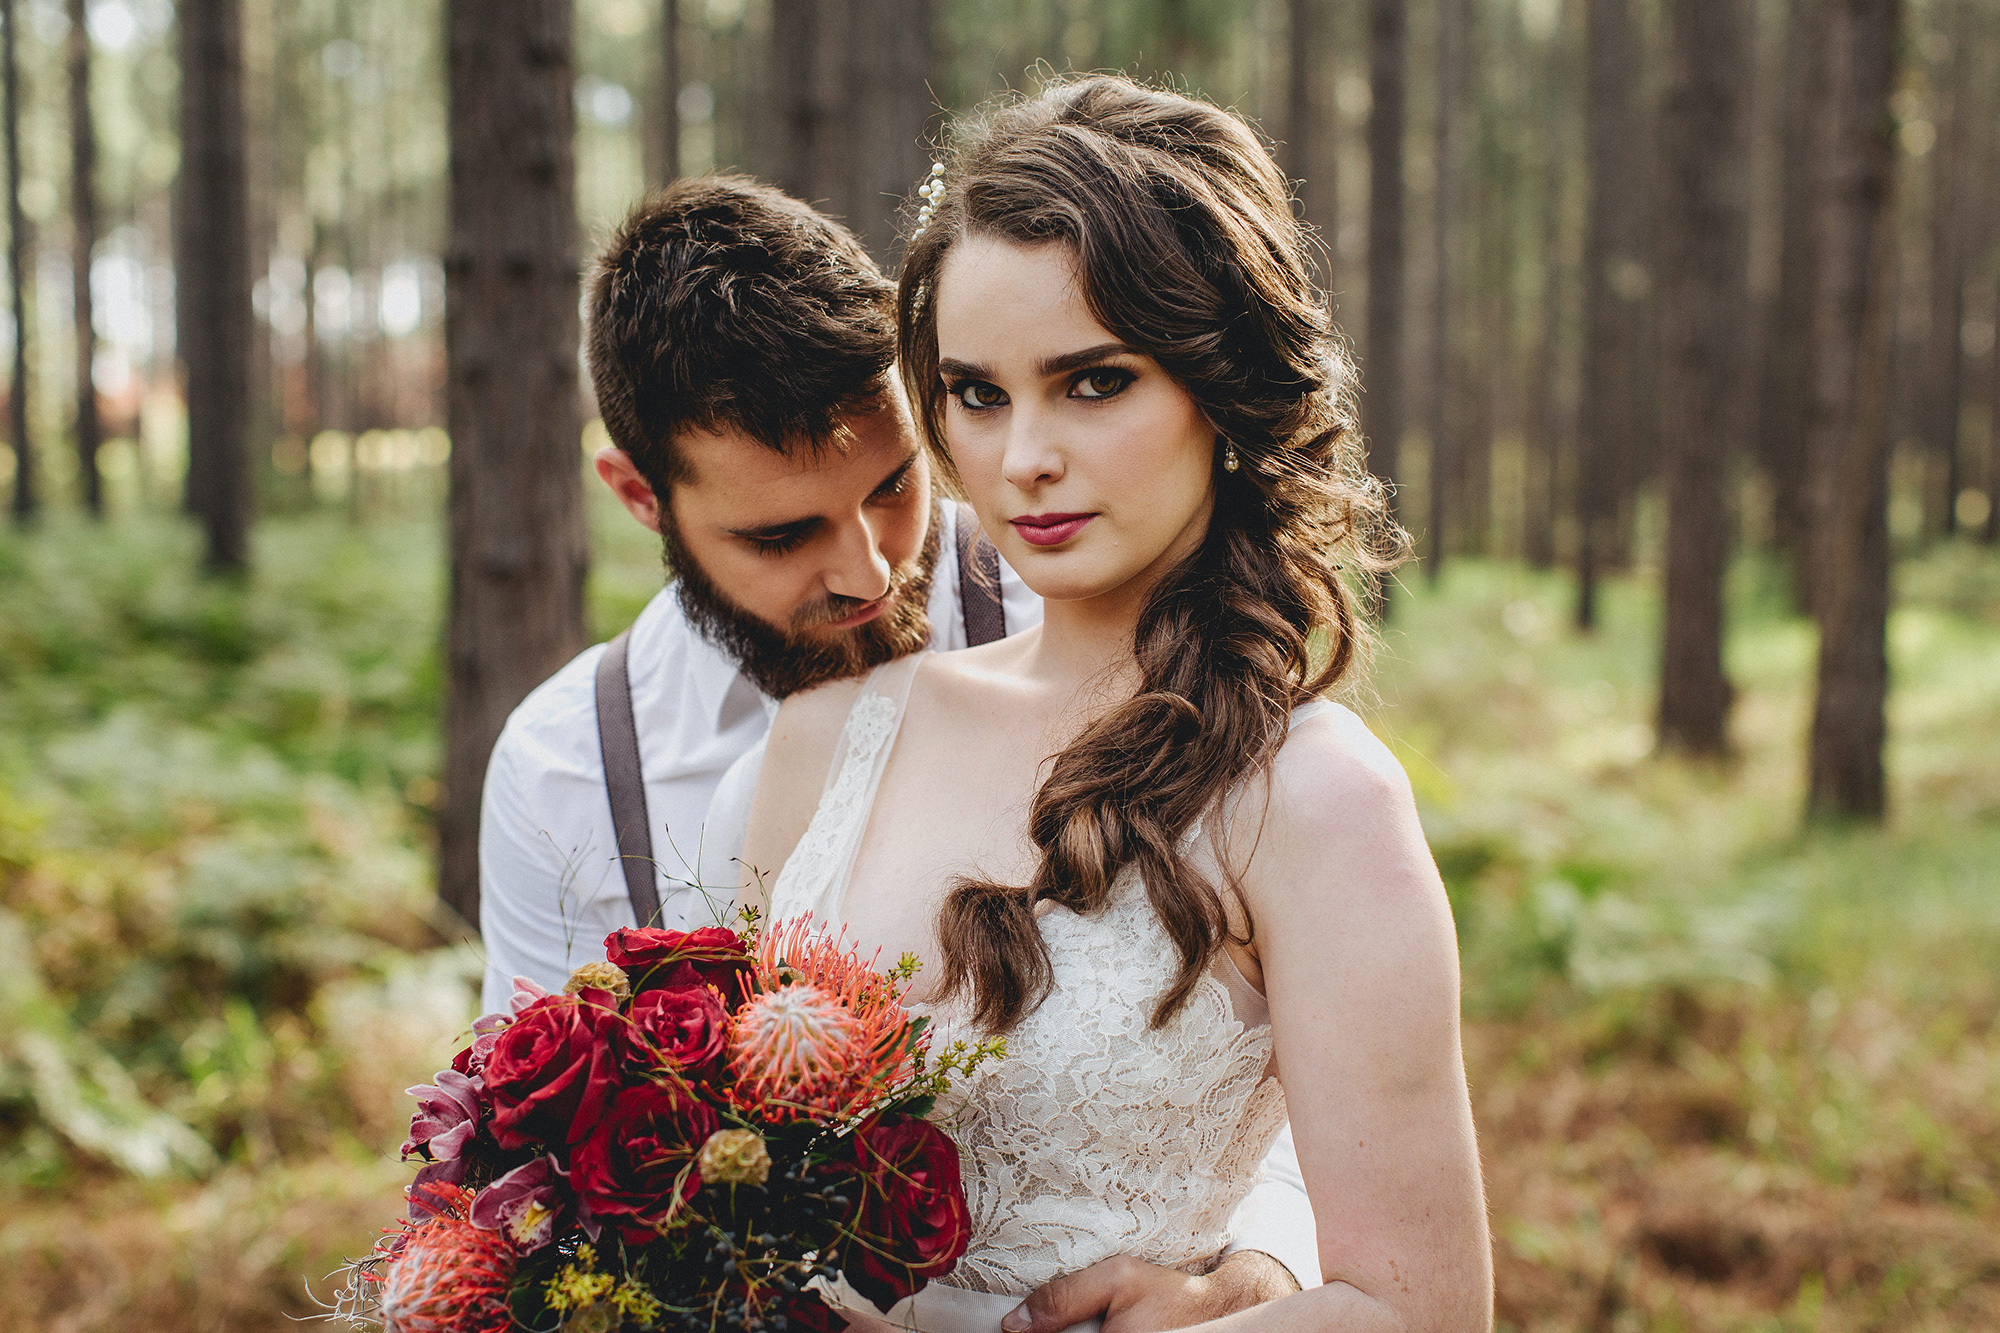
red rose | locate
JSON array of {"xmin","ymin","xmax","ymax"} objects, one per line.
[
  {"xmin": 483, "ymin": 990, "xmax": 623, "ymax": 1150},
  {"xmin": 568, "ymin": 1083, "xmax": 720, "ymax": 1244},
  {"xmin": 837, "ymin": 1116, "xmax": 972, "ymax": 1308},
  {"xmin": 619, "ymin": 984, "xmax": 729, "ymax": 1079},
  {"xmin": 605, "ymin": 926, "xmax": 754, "ymax": 998}
]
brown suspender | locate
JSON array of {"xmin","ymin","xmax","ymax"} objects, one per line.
[
  {"xmin": 594, "ymin": 628, "xmax": 662, "ymax": 927},
  {"xmin": 956, "ymin": 502, "xmax": 1006, "ymax": 647},
  {"xmin": 594, "ymin": 508, "xmax": 1005, "ymax": 927}
]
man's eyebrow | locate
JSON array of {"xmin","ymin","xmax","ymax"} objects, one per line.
[
  {"xmin": 724, "ymin": 454, "xmax": 916, "ymax": 540},
  {"xmin": 726, "ymin": 514, "xmax": 822, "ymax": 541},
  {"xmin": 869, "ymin": 453, "xmax": 918, "ymax": 496}
]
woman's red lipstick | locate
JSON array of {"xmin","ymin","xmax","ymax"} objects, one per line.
[{"xmin": 1010, "ymin": 512, "xmax": 1096, "ymax": 547}]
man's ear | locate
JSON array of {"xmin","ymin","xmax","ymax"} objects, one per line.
[{"xmin": 594, "ymin": 447, "xmax": 662, "ymax": 533}]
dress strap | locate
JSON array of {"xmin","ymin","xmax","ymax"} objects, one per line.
[{"xmin": 766, "ymin": 654, "xmax": 926, "ymax": 925}]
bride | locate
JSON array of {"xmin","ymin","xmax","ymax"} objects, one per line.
[{"xmin": 741, "ymin": 76, "xmax": 1491, "ymax": 1333}]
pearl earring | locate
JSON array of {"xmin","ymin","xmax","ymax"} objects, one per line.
[{"xmin": 1222, "ymin": 443, "xmax": 1240, "ymax": 473}]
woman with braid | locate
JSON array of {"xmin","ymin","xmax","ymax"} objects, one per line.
[{"xmin": 742, "ymin": 76, "xmax": 1491, "ymax": 1333}]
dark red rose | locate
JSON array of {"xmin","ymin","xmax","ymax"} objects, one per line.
[
  {"xmin": 604, "ymin": 926, "xmax": 754, "ymax": 998},
  {"xmin": 483, "ymin": 989, "xmax": 623, "ymax": 1150},
  {"xmin": 568, "ymin": 1083, "xmax": 720, "ymax": 1245},
  {"xmin": 618, "ymin": 984, "xmax": 728, "ymax": 1078},
  {"xmin": 837, "ymin": 1116, "xmax": 972, "ymax": 1308},
  {"xmin": 773, "ymin": 1291, "xmax": 848, "ymax": 1333}
]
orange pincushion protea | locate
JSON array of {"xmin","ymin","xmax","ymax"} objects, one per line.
[
  {"xmin": 725, "ymin": 917, "xmax": 922, "ymax": 1122},
  {"xmin": 378, "ymin": 1186, "xmax": 517, "ymax": 1333}
]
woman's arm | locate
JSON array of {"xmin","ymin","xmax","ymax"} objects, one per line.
[
  {"xmin": 1212, "ymin": 705, "xmax": 1492, "ymax": 1333},
  {"xmin": 735, "ymin": 676, "xmax": 866, "ymax": 919}
]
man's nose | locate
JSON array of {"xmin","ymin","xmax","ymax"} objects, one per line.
[{"xmin": 821, "ymin": 512, "xmax": 894, "ymax": 603}]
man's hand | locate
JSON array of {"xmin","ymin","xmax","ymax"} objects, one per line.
[{"xmin": 1003, "ymin": 1251, "xmax": 1301, "ymax": 1333}]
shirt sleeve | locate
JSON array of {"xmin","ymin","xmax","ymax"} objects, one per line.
[
  {"xmin": 477, "ymin": 671, "xmax": 634, "ymax": 1014},
  {"xmin": 1223, "ymin": 1122, "xmax": 1321, "ymax": 1287}
]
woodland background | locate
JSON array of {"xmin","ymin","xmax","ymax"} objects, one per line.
[{"xmin": 0, "ymin": 0, "xmax": 1997, "ymax": 1330}]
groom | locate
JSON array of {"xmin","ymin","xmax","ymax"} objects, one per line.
[{"xmin": 478, "ymin": 177, "xmax": 1317, "ymax": 1331}]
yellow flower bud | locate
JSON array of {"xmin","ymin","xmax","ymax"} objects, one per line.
[
  {"xmin": 697, "ymin": 1127, "xmax": 772, "ymax": 1187},
  {"xmin": 564, "ymin": 961, "xmax": 631, "ymax": 1000}
]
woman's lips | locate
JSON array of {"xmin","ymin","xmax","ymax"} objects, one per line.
[{"xmin": 1009, "ymin": 512, "xmax": 1097, "ymax": 547}]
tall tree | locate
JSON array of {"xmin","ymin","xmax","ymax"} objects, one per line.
[
  {"xmin": 1920, "ymin": 0, "xmax": 1969, "ymax": 533},
  {"xmin": 1285, "ymin": 0, "xmax": 1336, "ymax": 294},
  {"xmin": 1366, "ymin": 0, "xmax": 1408, "ymax": 561},
  {"xmin": 768, "ymin": 0, "xmax": 934, "ymax": 264},
  {"xmin": 68, "ymin": 0, "xmax": 99, "ymax": 515},
  {"xmin": 1655, "ymin": 0, "xmax": 1753, "ymax": 755},
  {"xmin": 439, "ymin": 0, "xmax": 591, "ymax": 928},
  {"xmin": 1573, "ymin": 0, "xmax": 1646, "ymax": 630},
  {"xmin": 1427, "ymin": 0, "xmax": 1465, "ymax": 581},
  {"xmin": 1804, "ymin": 0, "xmax": 1902, "ymax": 819},
  {"xmin": 3, "ymin": 0, "xmax": 29, "ymax": 523},
  {"xmin": 1523, "ymin": 7, "xmax": 1573, "ymax": 571},
  {"xmin": 1988, "ymin": 272, "xmax": 1999, "ymax": 543},
  {"xmin": 1757, "ymin": 0, "xmax": 1825, "ymax": 598},
  {"xmin": 657, "ymin": 0, "xmax": 680, "ymax": 184},
  {"xmin": 178, "ymin": 0, "xmax": 253, "ymax": 570}
]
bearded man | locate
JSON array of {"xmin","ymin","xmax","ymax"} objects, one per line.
[{"xmin": 476, "ymin": 177, "xmax": 1318, "ymax": 1331}]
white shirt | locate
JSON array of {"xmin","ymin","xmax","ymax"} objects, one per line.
[{"xmin": 476, "ymin": 501, "xmax": 1319, "ymax": 1285}]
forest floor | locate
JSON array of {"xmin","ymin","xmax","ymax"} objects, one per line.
[{"xmin": 1, "ymin": 497, "xmax": 1995, "ymax": 1332}]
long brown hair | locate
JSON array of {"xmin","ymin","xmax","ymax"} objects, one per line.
[{"xmin": 897, "ymin": 76, "xmax": 1406, "ymax": 1033}]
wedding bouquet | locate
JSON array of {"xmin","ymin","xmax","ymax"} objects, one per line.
[{"xmin": 334, "ymin": 916, "xmax": 1001, "ymax": 1333}]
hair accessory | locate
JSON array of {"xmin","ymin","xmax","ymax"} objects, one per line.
[
  {"xmin": 912, "ymin": 161, "xmax": 946, "ymax": 238},
  {"xmin": 1222, "ymin": 442, "xmax": 1240, "ymax": 473}
]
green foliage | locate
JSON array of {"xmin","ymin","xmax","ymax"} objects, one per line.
[{"xmin": 0, "ymin": 514, "xmax": 472, "ymax": 1184}]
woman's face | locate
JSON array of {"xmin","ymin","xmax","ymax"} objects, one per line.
[{"xmin": 932, "ymin": 235, "xmax": 1217, "ymax": 607}]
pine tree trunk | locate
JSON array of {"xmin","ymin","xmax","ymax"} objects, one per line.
[
  {"xmin": 1428, "ymin": 0, "xmax": 1464, "ymax": 581},
  {"xmin": 1575, "ymin": 0, "xmax": 1645, "ymax": 630},
  {"xmin": 1524, "ymin": 16, "xmax": 1571, "ymax": 572},
  {"xmin": 1286, "ymin": 0, "xmax": 1336, "ymax": 294},
  {"xmin": 439, "ymin": 0, "xmax": 591, "ymax": 929},
  {"xmin": 1365, "ymin": 0, "xmax": 1408, "ymax": 547},
  {"xmin": 1988, "ymin": 274, "xmax": 2000, "ymax": 543},
  {"xmin": 1805, "ymin": 0, "xmax": 1901, "ymax": 820},
  {"xmin": 654, "ymin": 0, "xmax": 680, "ymax": 185},
  {"xmin": 1758, "ymin": 0, "xmax": 1823, "ymax": 601},
  {"xmin": 769, "ymin": 0, "xmax": 932, "ymax": 264},
  {"xmin": 1921, "ymin": 0, "xmax": 1968, "ymax": 534},
  {"xmin": 3, "ymin": 0, "xmax": 32, "ymax": 524},
  {"xmin": 69, "ymin": 0, "xmax": 100, "ymax": 516},
  {"xmin": 178, "ymin": 0, "xmax": 253, "ymax": 571},
  {"xmin": 1656, "ymin": 0, "xmax": 1752, "ymax": 756}
]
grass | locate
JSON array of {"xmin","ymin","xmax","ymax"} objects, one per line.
[{"xmin": 1, "ymin": 490, "xmax": 1996, "ymax": 1330}]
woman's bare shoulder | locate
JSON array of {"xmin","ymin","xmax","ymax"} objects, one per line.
[{"xmin": 1240, "ymin": 701, "xmax": 1441, "ymax": 923}]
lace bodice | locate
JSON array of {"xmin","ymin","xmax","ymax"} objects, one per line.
[{"xmin": 769, "ymin": 656, "xmax": 1314, "ymax": 1295}]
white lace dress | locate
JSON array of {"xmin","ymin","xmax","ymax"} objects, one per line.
[{"xmin": 770, "ymin": 656, "xmax": 1328, "ymax": 1332}]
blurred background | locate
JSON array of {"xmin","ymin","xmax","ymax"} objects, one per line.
[{"xmin": 0, "ymin": 0, "xmax": 1996, "ymax": 1329}]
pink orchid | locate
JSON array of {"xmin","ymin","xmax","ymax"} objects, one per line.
[
  {"xmin": 401, "ymin": 1067, "xmax": 483, "ymax": 1178},
  {"xmin": 469, "ymin": 1155, "xmax": 569, "ymax": 1252}
]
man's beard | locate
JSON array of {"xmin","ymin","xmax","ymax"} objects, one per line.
[{"xmin": 660, "ymin": 513, "xmax": 940, "ymax": 699}]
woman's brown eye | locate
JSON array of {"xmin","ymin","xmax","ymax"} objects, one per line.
[
  {"xmin": 1075, "ymin": 371, "xmax": 1128, "ymax": 399},
  {"xmin": 958, "ymin": 383, "xmax": 1005, "ymax": 409}
]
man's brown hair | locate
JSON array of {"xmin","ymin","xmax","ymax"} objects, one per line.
[{"xmin": 586, "ymin": 176, "xmax": 896, "ymax": 495}]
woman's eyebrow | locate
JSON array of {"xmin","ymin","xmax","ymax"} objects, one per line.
[
  {"xmin": 1037, "ymin": 342, "xmax": 1133, "ymax": 377},
  {"xmin": 937, "ymin": 357, "xmax": 990, "ymax": 381}
]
